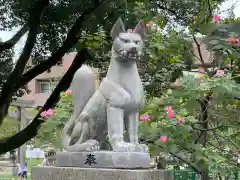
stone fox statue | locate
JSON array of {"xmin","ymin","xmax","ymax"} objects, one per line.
[{"xmin": 62, "ymin": 18, "xmax": 148, "ymax": 152}]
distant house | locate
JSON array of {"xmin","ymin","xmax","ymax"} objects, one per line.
[{"xmin": 21, "ymin": 52, "xmax": 100, "ymax": 107}]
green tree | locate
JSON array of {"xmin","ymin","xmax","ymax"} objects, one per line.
[
  {"xmin": 0, "ymin": 0, "xmax": 230, "ymax": 156},
  {"xmin": 0, "ymin": 44, "xmax": 13, "ymax": 94},
  {"xmin": 0, "ymin": 0, "xmax": 147, "ymax": 154},
  {"xmin": 138, "ymin": 12, "xmax": 240, "ymax": 180}
]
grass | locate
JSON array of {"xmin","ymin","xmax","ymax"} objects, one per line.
[
  {"xmin": 0, "ymin": 108, "xmax": 38, "ymax": 139},
  {"xmin": 0, "ymin": 117, "xmax": 18, "ymax": 139},
  {"xmin": 0, "ymin": 158, "xmax": 43, "ymax": 179}
]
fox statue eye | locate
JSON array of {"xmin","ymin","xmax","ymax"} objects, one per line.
[
  {"xmin": 134, "ymin": 40, "xmax": 140, "ymax": 44},
  {"xmin": 120, "ymin": 38, "xmax": 130, "ymax": 43}
]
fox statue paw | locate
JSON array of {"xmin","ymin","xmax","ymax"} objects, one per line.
[
  {"xmin": 111, "ymin": 141, "xmax": 135, "ymax": 152},
  {"xmin": 135, "ymin": 143, "xmax": 149, "ymax": 153},
  {"xmin": 111, "ymin": 142, "xmax": 149, "ymax": 153},
  {"xmin": 67, "ymin": 139, "xmax": 100, "ymax": 152}
]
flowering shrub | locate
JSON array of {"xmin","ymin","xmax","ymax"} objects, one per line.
[
  {"xmin": 139, "ymin": 71, "xmax": 240, "ymax": 175},
  {"xmin": 36, "ymin": 90, "xmax": 73, "ymax": 149}
]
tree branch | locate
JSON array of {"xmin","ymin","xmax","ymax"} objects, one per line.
[
  {"xmin": 153, "ymin": 2, "xmax": 185, "ymax": 21},
  {"xmin": 15, "ymin": 0, "xmax": 101, "ymax": 91},
  {"xmin": 194, "ymin": 96, "xmax": 211, "ymax": 145},
  {"xmin": 169, "ymin": 152, "xmax": 202, "ymax": 174},
  {"xmin": 192, "ymin": 124, "xmax": 221, "ymax": 131},
  {"xmin": 207, "ymin": 141, "xmax": 239, "ymax": 159},
  {"xmin": 0, "ymin": 24, "xmax": 28, "ymax": 54},
  {"xmin": 214, "ymin": 132, "xmax": 240, "ymax": 154},
  {"xmin": 0, "ymin": 0, "xmax": 50, "ymax": 125},
  {"xmin": 0, "ymin": 49, "xmax": 91, "ymax": 154}
]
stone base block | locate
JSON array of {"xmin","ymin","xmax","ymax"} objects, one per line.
[
  {"xmin": 56, "ymin": 151, "xmax": 153, "ymax": 169},
  {"xmin": 31, "ymin": 167, "xmax": 169, "ymax": 180}
]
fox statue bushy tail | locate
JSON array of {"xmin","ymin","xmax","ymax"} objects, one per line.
[{"xmin": 62, "ymin": 65, "xmax": 95, "ymax": 150}]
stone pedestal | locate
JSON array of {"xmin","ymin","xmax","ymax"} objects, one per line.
[
  {"xmin": 31, "ymin": 167, "xmax": 170, "ymax": 180},
  {"xmin": 55, "ymin": 151, "xmax": 153, "ymax": 169}
]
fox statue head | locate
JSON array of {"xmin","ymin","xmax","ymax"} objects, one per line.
[{"xmin": 110, "ymin": 18, "xmax": 146, "ymax": 62}]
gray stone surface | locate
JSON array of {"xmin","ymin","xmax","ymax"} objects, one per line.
[
  {"xmin": 62, "ymin": 18, "xmax": 148, "ymax": 153},
  {"xmin": 32, "ymin": 167, "xmax": 169, "ymax": 180},
  {"xmin": 55, "ymin": 151, "xmax": 153, "ymax": 169}
]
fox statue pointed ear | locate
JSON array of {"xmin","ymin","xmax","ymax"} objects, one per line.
[
  {"xmin": 110, "ymin": 18, "xmax": 125, "ymax": 39},
  {"xmin": 133, "ymin": 20, "xmax": 146, "ymax": 39}
]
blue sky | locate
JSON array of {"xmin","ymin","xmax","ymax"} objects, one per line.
[{"xmin": 0, "ymin": 0, "xmax": 240, "ymax": 60}]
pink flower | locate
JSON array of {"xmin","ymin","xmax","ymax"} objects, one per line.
[
  {"xmin": 145, "ymin": 21, "xmax": 153, "ymax": 28},
  {"xmin": 46, "ymin": 109, "xmax": 54, "ymax": 116},
  {"xmin": 234, "ymin": 38, "xmax": 239, "ymax": 44},
  {"xmin": 226, "ymin": 36, "xmax": 239, "ymax": 44},
  {"xmin": 177, "ymin": 117, "xmax": 183, "ymax": 125},
  {"xmin": 65, "ymin": 89, "xmax": 72, "ymax": 95},
  {"xmin": 160, "ymin": 135, "xmax": 168, "ymax": 143},
  {"xmin": 40, "ymin": 111, "xmax": 48, "ymax": 118},
  {"xmin": 212, "ymin": 15, "xmax": 221, "ymax": 22},
  {"xmin": 140, "ymin": 113, "xmax": 150, "ymax": 121},
  {"xmin": 167, "ymin": 112, "xmax": 175, "ymax": 119},
  {"xmin": 214, "ymin": 69, "xmax": 225, "ymax": 77},
  {"xmin": 226, "ymin": 36, "xmax": 233, "ymax": 43},
  {"xmin": 164, "ymin": 106, "xmax": 173, "ymax": 112},
  {"xmin": 127, "ymin": 29, "xmax": 133, "ymax": 33},
  {"xmin": 164, "ymin": 106, "xmax": 175, "ymax": 119}
]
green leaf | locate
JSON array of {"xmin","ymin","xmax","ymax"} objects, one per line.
[
  {"xmin": 212, "ymin": 44, "xmax": 223, "ymax": 50},
  {"xmin": 208, "ymin": 39, "xmax": 219, "ymax": 45}
]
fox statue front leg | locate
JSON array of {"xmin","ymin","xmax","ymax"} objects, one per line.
[
  {"xmin": 126, "ymin": 112, "xmax": 149, "ymax": 152},
  {"xmin": 107, "ymin": 106, "xmax": 135, "ymax": 152},
  {"xmin": 100, "ymin": 78, "xmax": 134, "ymax": 152}
]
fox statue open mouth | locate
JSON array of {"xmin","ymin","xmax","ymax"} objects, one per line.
[
  {"xmin": 117, "ymin": 49, "xmax": 141, "ymax": 60},
  {"xmin": 62, "ymin": 18, "xmax": 148, "ymax": 153}
]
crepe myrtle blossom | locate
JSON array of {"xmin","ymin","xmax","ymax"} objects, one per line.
[
  {"xmin": 160, "ymin": 135, "xmax": 168, "ymax": 143},
  {"xmin": 226, "ymin": 36, "xmax": 239, "ymax": 44},
  {"xmin": 140, "ymin": 113, "xmax": 150, "ymax": 121},
  {"xmin": 40, "ymin": 108, "xmax": 55, "ymax": 119},
  {"xmin": 145, "ymin": 21, "xmax": 153, "ymax": 28},
  {"xmin": 46, "ymin": 109, "xmax": 54, "ymax": 116},
  {"xmin": 226, "ymin": 36, "xmax": 233, "ymax": 43},
  {"xmin": 65, "ymin": 89, "xmax": 72, "ymax": 95},
  {"xmin": 214, "ymin": 69, "xmax": 225, "ymax": 77},
  {"xmin": 176, "ymin": 116, "xmax": 183, "ymax": 125},
  {"xmin": 40, "ymin": 111, "xmax": 48, "ymax": 118},
  {"xmin": 234, "ymin": 38, "xmax": 239, "ymax": 44},
  {"xmin": 164, "ymin": 106, "xmax": 175, "ymax": 119},
  {"xmin": 212, "ymin": 15, "xmax": 221, "ymax": 22}
]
